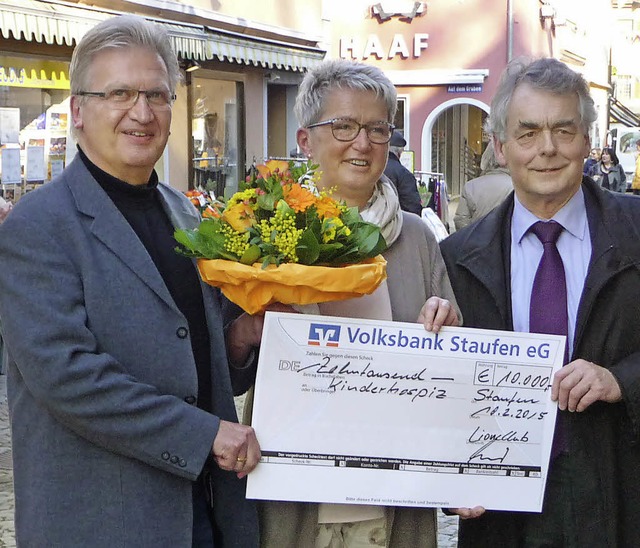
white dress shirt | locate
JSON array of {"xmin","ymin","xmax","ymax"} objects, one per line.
[{"xmin": 510, "ymin": 188, "xmax": 592, "ymax": 357}]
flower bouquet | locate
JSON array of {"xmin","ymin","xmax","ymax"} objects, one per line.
[{"xmin": 175, "ymin": 160, "xmax": 388, "ymax": 314}]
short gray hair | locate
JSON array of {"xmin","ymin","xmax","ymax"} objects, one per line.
[
  {"xmin": 488, "ymin": 57, "xmax": 596, "ymax": 142},
  {"xmin": 294, "ymin": 59, "xmax": 397, "ymax": 127},
  {"xmin": 70, "ymin": 15, "xmax": 181, "ymax": 96}
]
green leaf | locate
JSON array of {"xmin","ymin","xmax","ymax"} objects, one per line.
[
  {"xmin": 174, "ymin": 220, "xmax": 238, "ymax": 260},
  {"xmin": 296, "ymin": 228, "xmax": 320, "ymax": 265},
  {"xmin": 257, "ymin": 192, "xmax": 277, "ymax": 211},
  {"xmin": 276, "ymin": 199, "xmax": 295, "ymax": 217},
  {"xmin": 355, "ymin": 224, "xmax": 387, "ymax": 255},
  {"xmin": 174, "ymin": 228, "xmax": 200, "ymax": 252},
  {"xmin": 240, "ymin": 244, "xmax": 261, "ymax": 265}
]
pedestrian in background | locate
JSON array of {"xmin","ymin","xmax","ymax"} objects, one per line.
[
  {"xmin": 383, "ymin": 130, "xmax": 423, "ymax": 215},
  {"xmin": 582, "ymin": 146, "xmax": 600, "ymax": 177},
  {"xmin": 632, "ymin": 139, "xmax": 640, "ymax": 195},
  {"xmin": 442, "ymin": 57, "xmax": 640, "ymax": 547},
  {"xmin": 453, "ymin": 140, "xmax": 513, "ymax": 230},
  {"xmin": 592, "ymin": 146, "xmax": 626, "ymax": 192},
  {"xmin": 0, "ymin": 15, "xmax": 265, "ymax": 547}
]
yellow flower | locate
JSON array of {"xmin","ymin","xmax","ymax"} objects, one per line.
[
  {"xmin": 283, "ymin": 183, "xmax": 316, "ymax": 213},
  {"xmin": 223, "ymin": 202, "xmax": 255, "ymax": 232},
  {"xmin": 258, "ymin": 211, "xmax": 302, "ymax": 262},
  {"xmin": 221, "ymin": 224, "xmax": 251, "ymax": 256},
  {"xmin": 227, "ymin": 188, "xmax": 257, "ymax": 208},
  {"xmin": 257, "ymin": 160, "xmax": 290, "ymax": 179},
  {"xmin": 321, "ymin": 217, "xmax": 345, "ymax": 243}
]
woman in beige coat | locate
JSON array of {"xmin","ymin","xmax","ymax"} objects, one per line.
[{"xmin": 245, "ymin": 59, "xmax": 461, "ymax": 548}]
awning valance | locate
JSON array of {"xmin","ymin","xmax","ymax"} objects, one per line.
[
  {"xmin": 609, "ymin": 96, "xmax": 640, "ymax": 128},
  {"xmin": 206, "ymin": 29, "xmax": 324, "ymax": 71},
  {"xmin": 0, "ymin": 0, "xmax": 324, "ymax": 71},
  {"xmin": 0, "ymin": 0, "xmax": 101, "ymax": 45}
]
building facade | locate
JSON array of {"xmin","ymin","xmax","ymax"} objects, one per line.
[
  {"xmin": 0, "ymin": 0, "xmax": 325, "ymax": 199},
  {"xmin": 0, "ymin": 0, "xmax": 619, "ymax": 202},
  {"xmin": 323, "ymin": 0, "xmax": 612, "ymax": 196}
]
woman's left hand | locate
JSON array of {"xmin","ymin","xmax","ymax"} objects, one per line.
[{"xmin": 417, "ymin": 297, "xmax": 459, "ymax": 333}]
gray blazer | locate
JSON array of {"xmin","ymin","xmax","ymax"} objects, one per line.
[{"xmin": 0, "ymin": 158, "xmax": 258, "ymax": 547}]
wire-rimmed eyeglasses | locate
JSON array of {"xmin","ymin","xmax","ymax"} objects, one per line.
[
  {"xmin": 306, "ymin": 118, "xmax": 395, "ymax": 144},
  {"xmin": 76, "ymin": 88, "xmax": 176, "ymax": 110}
]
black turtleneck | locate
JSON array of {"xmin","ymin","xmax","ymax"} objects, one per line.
[{"xmin": 78, "ymin": 148, "xmax": 212, "ymax": 412}]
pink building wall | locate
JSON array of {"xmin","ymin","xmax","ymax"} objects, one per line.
[{"xmin": 325, "ymin": 0, "xmax": 568, "ymax": 171}]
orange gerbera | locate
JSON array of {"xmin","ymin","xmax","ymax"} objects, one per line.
[
  {"xmin": 283, "ymin": 183, "xmax": 316, "ymax": 213},
  {"xmin": 223, "ymin": 202, "xmax": 255, "ymax": 232},
  {"xmin": 315, "ymin": 195, "xmax": 341, "ymax": 219},
  {"xmin": 257, "ymin": 160, "xmax": 290, "ymax": 179}
]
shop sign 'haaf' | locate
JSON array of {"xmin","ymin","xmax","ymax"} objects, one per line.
[
  {"xmin": 371, "ymin": 1, "xmax": 427, "ymax": 23},
  {"xmin": 340, "ymin": 1, "xmax": 429, "ymax": 60}
]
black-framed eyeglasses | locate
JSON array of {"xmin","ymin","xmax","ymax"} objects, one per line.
[
  {"xmin": 306, "ymin": 118, "xmax": 395, "ymax": 144},
  {"xmin": 76, "ymin": 88, "xmax": 176, "ymax": 110}
]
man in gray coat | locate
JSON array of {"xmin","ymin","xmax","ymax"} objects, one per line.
[
  {"xmin": 453, "ymin": 141, "xmax": 513, "ymax": 230},
  {"xmin": 0, "ymin": 16, "xmax": 263, "ymax": 547}
]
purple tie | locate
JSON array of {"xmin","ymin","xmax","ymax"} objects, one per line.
[
  {"xmin": 529, "ymin": 221, "xmax": 568, "ymax": 341},
  {"xmin": 528, "ymin": 220, "xmax": 568, "ymax": 457}
]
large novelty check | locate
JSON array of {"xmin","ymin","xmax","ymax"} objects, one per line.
[{"xmin": 246, "ymin": 312, "xmax": 565, "ymax": 512}]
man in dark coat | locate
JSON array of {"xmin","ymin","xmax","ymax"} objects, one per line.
[
  {"xmin": 384, "ymin": 131, "xmax": 423, "ymax": 215},
  {"xmin": 441, "ymin": 57, "xmax": 640, "ymax": 547}
]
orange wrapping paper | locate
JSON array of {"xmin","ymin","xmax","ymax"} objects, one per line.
[{"xmin": 197, "ymin": 255, "xmax": 387, "ymax": 315}]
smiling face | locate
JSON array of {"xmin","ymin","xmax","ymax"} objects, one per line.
[
  {"xmin": 296, "ymin": 88, "xmax": 390, "ymax": 208},
  {"xmin": 71, "ymin": 46, "xmax": 172, "ymax": 185},
  {"xmin": 494, "ymin": 83, "xmax": 590, "ymax": 219}
]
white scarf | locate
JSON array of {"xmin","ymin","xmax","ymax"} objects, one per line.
[{"xmin": 359, "ymin": 175, "xmax": 403, "ymax": 246}]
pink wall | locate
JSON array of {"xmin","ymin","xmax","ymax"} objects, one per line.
[{"xmin": 326, "ymin": 0, "xmax": 554, "ymax": 169}]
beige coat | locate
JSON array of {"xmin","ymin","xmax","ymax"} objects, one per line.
[
  {"xmin": 247, "ymin": 211, "xmax": 460, "ymax": 548},
  {"xmin": 454, "ymin": 169, "xmax": 513, "ymax": 230}
]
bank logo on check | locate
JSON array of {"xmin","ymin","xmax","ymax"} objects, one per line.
[{"xmin": 308, "ymin": 323, "xmax": 341, "ymax": 347}]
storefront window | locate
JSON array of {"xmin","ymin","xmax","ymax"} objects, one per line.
[
  {"xmin": 191, "ymin": 76, "xmax": 244, "ymax": 198},
  {"xmin": 0, "ymin": 55, "xmax": 71, "ymax": 201}
]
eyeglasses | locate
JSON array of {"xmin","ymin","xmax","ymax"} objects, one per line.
[
  {"xmin": 76, "ymin": 88, "xmax": 176, "ymax": 110},
  {"xmin": 306, "ymin": 118, "xmax": 395, "ymax": 144}
]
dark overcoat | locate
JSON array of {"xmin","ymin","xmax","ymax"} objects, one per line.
[
  {"xmin": 383, "ymin": 154, "xmax": 423, "ymax": 216},
  {"xmin": 0, "ymin": 158, "xmax": 258, "ymax": 547},
  {"xmin": 440, "ymin": 177, "xmax": 640, "ymax": 547}
]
